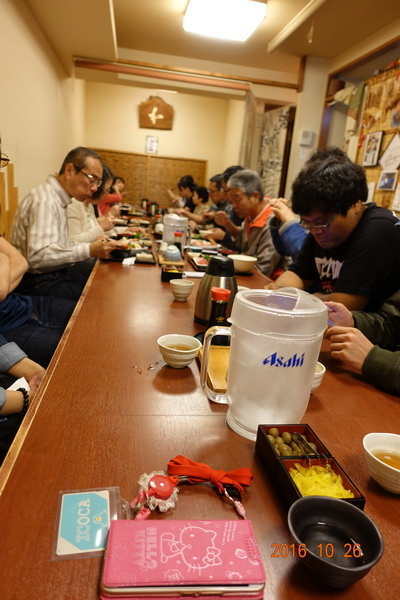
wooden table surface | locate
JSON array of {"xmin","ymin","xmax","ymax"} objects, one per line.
[{"xmin": 0, "ymin": 257, "xmax": 399, "ymax": 599}]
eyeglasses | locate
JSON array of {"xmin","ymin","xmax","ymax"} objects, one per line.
[
  {"xmin": 299, "ymin": 213, "xmax": 338, "ymax": 231},
  {"xmin": 74, "ymin": 166, "xmax": 102, "ymax": 188},
  {"xmin": 0, "ymin": 154, "xmax": 10, "ymax": 169}
]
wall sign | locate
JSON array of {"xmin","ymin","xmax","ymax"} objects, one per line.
[{"xmin": 139, "ymin": 96, "xmax": 174, "ymax": 130}]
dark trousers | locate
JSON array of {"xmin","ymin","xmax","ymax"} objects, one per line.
[{"xmin": 15, "ymin": 265, "xmax": 93, "ymax": 302}]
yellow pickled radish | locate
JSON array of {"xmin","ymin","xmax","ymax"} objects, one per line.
[{"xmin": 289, "ymin": 463, "xmax": 355, "ymax": 499}]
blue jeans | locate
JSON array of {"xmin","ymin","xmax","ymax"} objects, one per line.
[{"xmin": 2, "ymin": 296, "xmax": 75, "ymax": 367}]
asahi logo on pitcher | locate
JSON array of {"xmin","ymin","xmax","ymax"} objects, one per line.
[{"xmin": 263, "ymin": 352, "xmax": 305, "ymax": 368}]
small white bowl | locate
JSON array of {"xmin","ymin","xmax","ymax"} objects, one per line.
[
  {"xmin": 157, "ymin": 334, "xmax": 202, "ymax": 368},
  {"xmin": 170, "ymin": 279, "xmax": 194, "ymax": 302},
  {"xmin": 198, "ymin": 229, "xmax": 212, "ymax": 239},
  {"xmin": 227, "ymin": 254, "xmax": 258, "ymax": 273},
  {"xmin": 311, "ymin": 361, "xmax": 326, "ymax": 391},
  {"xmin": 363, "ymin": 432, "xmax": 400, "ymax": 493}
]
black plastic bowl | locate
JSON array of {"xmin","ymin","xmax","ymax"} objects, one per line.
[
  {"xmin": 110, "ymin": 248, "xmax": 131, "ymax": 259},
  {"xmin": 287, "ymin": 496, "xmax": 384, "ymax": 588}
]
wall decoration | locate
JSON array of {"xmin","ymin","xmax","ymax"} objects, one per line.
[
  {"xmin": 145, "ymin": 136, "xmax": 159, "ymax": 154},
  {"xmin": 355, "ymin": 64, "xmax": 400, "ymax": 209},
  {"xmin": 377, "ymin": 170, "xmax": 398, "ymax": 191},
  {"xmin": 139, "ymin": 96, "xmax": 174, "ymax": 130},
  {"xmin": 361, "ymin": 131, "xmax": 383, "ymax": 166},
  {"xmin": 391, "ymin": 184, "xmax": 400, "ymax": 212},
  {"xmin": 379, "ymin": 132, "xmax": 400, "ymax": 170}
]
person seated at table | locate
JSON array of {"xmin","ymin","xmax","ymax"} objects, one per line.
[
  {"xmin": 0, "ymin": 337, "xmax": 45, "ymax": 464},
  {"xmin": 96, "ymin": 175, "xmax": 126, "ymax": 217},
  {"xmin": 175, "ymin": 186, "xmax": 212, "ymax": 226},
  {"xmin": 167, "ymin": 175, "xmax": 196, "ymax": 212},
  {"xmin": 0, "ymin": 236, "xmax": 75, "ymax": 367},
  {"xmin": 325, "ymin": 296, "xmax": 400, "ymax": 396},
  {"xmin": 10, "ymin": 147, "xmax": 118, "ymax": 301},
  {"xmin": 67, "ymin": 165, "xmax": 115, "ymax": 243},
  {"xmin": 203, "ymin": 170, "xmax": 281, "ymax": 277},
  {"xmin": 202, "ymin": 166, "xmax": 246, "ymax": 244},
  {"xmin": 220, "ymin": 165, "xmax": 244, "ymax": 227},
  {"xmin": 191, "ymin": 174, "xmax": 236, "ymax": 229},
  {"xmin": 265, "ymin": 147, "xmax": 400, "ymax": 311}
]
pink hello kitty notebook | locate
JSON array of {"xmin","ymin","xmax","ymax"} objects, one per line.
[{"xmin": 99, "ymin": 519, "xmax": 266, "ymax": 599}]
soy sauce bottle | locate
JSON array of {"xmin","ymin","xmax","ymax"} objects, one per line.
[{"xmin": 196, "ymin": 287, "xmax": 231, "ymax": 346}]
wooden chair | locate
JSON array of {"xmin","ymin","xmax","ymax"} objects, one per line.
[{"xmin": 0, "ymin": 163, "xmax": 19, "ymax": 240}]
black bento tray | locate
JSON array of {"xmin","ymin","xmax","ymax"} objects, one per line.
[{"xmin": 255, "ymin": 424, "xmax": 365, "ymax": 511}]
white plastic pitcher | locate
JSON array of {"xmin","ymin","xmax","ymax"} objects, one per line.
[
  {"xmin": 162, "ymin": 213, "xmax": 191, "ymax": 247},
  {"xmin": 200, "ymin": 288, "xmax": 328, "ymax": 440}
]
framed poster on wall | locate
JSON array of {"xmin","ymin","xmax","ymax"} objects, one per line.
[{"xmin": 362, "ymin": 131, "xmax": 383, "ymax": 167}]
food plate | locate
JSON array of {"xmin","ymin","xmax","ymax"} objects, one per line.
[
  {"xmin": 186, "ymin": 239, "xmax": 221, "ymax": 250},
  {"xmin": 186, "ymin": 251, "xmax": 212, "ymax": 271},
  {"xmin": 102, "ymin": 249, "xmax": 156, "ymax": 264}
]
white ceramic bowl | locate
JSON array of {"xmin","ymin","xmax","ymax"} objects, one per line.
[
  {"xmin": 227, "ymin": 254, "xmax": 258, "ymax": 273},
  {"xmin": 198, "ymin": 229, "xmax": 212, "ymax": 239},
  {"xmin": 311, "ymin": 361, "xmax": 326, "ymax": 391},
  {"xmin": 163, "ymin": 245, "xmax": 182, "ymax": 261},
  {"xmin": 170, "ymin": 279, "xmax": 194, "ymax": 302},
  {"xmin": 363, "ymin": 432, "xmax": 400, "ymax": 493},
  {"xmin": 157, "ymin": 334, "xmax": 202, "ymax": 368}
]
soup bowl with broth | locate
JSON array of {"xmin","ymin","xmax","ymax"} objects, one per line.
[
  {"xmin": 157, "ymin": 334, "xmax": 202, "ymax": 368},
  {"xmin": 363, "ymin": 432, "xmax": 400, "ymax": 493}
]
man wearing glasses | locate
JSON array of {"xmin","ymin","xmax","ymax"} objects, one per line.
[
  {"xmin": 10, "ymin": 147, "xmax": 117, "ymax": 301},
  {"xmin": 267, "ymin": 148, "xmax": 400, "ymax": 311}
]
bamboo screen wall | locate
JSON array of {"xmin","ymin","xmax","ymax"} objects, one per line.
[
  {"xmin": 355, "ymin": 64, "xmax": 400, "ymax": 210},
  {"xmin": 93, "ymin": 148, "xmax": 207, "ymax": 207}
]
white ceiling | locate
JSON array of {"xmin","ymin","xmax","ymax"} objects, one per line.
[{"xmin": 23, "ymin": 0, "xmax": 400, "ymax": 93}]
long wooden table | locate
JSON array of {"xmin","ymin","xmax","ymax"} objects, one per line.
[{"xmin": 0, "ymin": 258, "xmax": 399, "ymax": 599}]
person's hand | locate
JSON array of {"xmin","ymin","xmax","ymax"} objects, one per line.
[
  {"xmin": 202, "ymin": 211, "xmax": 215, "ymax": 223},
  {"xmin": 325, "ymin": 301, "xmax": 354, "ymax": 328},
  {"xmin": 213, "ymin": 211, "xmax": 231, "ymax": 228},
  {"xmin": 28, "ymin": 369, "xmax": 45, "ymax": 391},
  {"xmin": 264, "ymin": 281, "xmax": 279, "ymax": 290},
  {"xmin": 97, "ymin": 215, "xmax": 115, "ymax": 232},
  {"xmin": 89, "ymin": 238, "xmax": 118, "ymax": 258},
  {"xmin": 106, "ymin": 205, "xmax": 121, "ymax": 218},
  {"xmin": 202, "ymin": 228, "xmax": 226, "ymax": 241},
  {"xmin": 269, "ymin": 198, "xmax": 296, "ymax": 224},
  {"xmin": 325, "ymin": 326, "xmax": 373, "ymax": 374}
]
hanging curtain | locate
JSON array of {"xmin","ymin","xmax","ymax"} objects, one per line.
[
  {"xmin": 239, "ymin": 90, "xmax": 258, "ymax": 168},
  {"xmin": 258, "ymin": 105, "xmax": 292, "ymax": 198}
]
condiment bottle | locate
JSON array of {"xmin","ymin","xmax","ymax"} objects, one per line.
[
  {"xmin": 207, "ymin": 287, "xmax": 231, "ymax": 346},
  {"xmin": 174, "ymin": 231, "xmax": 184, "ymax": 255}
]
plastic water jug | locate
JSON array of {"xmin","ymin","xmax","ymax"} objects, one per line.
[
  {"xmin": 162, "ymin": 213, "xmax": 191, "ymax": 248},
  {"xmin": 200, "ymin": 288, "xmax": 327, "ymax": 440}
]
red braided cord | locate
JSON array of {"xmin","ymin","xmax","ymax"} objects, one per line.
[{"xmin": 167, "ymin": 455, "xmax": 253, "ymax": 494}]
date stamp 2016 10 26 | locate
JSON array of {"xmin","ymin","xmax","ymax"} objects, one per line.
[{"xmin": 271, "ymin": 542, "xmax": 363, "ymax": 559}]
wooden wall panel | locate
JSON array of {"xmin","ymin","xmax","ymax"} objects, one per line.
[
  {"xmin": 0, "ymin": 164, "xmax": 18, "ymax": 240},
  {"xmin": 94, "ymin": 148, "xmax": 207, "ymax": 207}
]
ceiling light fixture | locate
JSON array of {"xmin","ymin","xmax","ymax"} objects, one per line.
[{"xmin": 183, "ymin": 0, "xmax": 267, "ymax": 42}]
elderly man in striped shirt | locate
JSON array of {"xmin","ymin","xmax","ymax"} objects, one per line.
[{"xmin": 10, "ymin": 147, "xmax": 118, "ymax": 301}]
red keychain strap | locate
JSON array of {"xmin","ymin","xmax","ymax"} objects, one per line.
[{"xmin": 167, "ymin": 455, "xmax": 253, "ymax": 494}]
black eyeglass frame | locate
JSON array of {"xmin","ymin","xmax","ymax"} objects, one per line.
[
  {"xmin": 0, "ymin": 154, "xmax": 10, "ymax": 169},
  {"xmin": 73, "ymin": 166, "xmax": 103, "ymax": 188}
]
